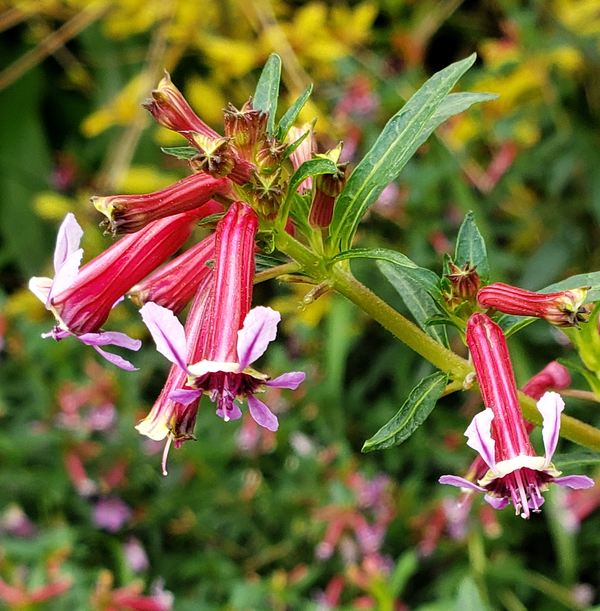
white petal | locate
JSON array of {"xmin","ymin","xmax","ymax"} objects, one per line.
[
  {"xmin": 54, "ymin": 213, "xmax": 83, "ymax": 273},
  {"xmin": 237, "ymin": 306, "xmax": 280, "ymax": 370},
  {"xmin": 140, "ymin": 302, "xmax": 189, "ymax": 373},
  {"xmin": 465, "ymin": 408, "xmax": 497, "ymax": 471},
  {"xmin": 536, "ymin": 391, "xmax": 564, "ymax": 467}
]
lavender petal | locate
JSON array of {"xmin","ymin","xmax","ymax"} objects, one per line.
[
  {"xmin": 247, "ymin": 393, "xmax": 279, "ymax": 431},
  {"xmin": 553, "ymin": 475, "xmax": 595, "ymax": 490},
  {"xmin": 140, "ymin": 302, "xmax": 189, "ymax": 373},
  {"xmin": 439, "ymin": 475, "xmax": 484, "ymax": 492},
  {"xmin": 484, "ymin": 494, "xmax": 510, "ymax": 510},
  {"xmin": 168, "ymin": 388, "xmax": 203, "ymax": 406},
  {"xmin": 79, "ymin": 331, "xmax": 142, "ymax": 350},
  {"xmin": 237, "ymin": 306, "xmax": 280, "ymax": 370},
  {"xmin": 216, "ymin": 402, "xmax": 242, "ymax": 421},
  {"xmin": 536, "ymin": 391, "xmax": 564, "ymax": 466},
  {"xmin": 464, "ymin": 408, "xmax": 496, "ymax": 471},
  {"xmin": 266, "ymin": 371, "xmax": 306, "ymax": 390},
  {"xmin": 93, "ymin": 346, "xmax": 138, "ymax": 371}
]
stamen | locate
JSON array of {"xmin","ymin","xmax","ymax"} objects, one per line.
[{"xmin": 162, "ymin": 433, "xmax": 174, "ymax": 476}]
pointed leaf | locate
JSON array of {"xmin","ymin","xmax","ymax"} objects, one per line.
[
  {"xmin": 455, "ymin": 211, "xmax": 489, "ymax": 283},
  {"xmin": 330, "ymin": 54, "xmax": 482, "ymax": 251},
  {"xmin": 287, "ymin": 158, "xmax": 338, "ymax": 200},
  {"xmin": 277, "ymin": 84, "xmax": 313, "ymax": 139},
  {"xmin": 378, "ymin": 260, "xmax": 448, "ymax": 346},
  {"xmin": 160, "ymin": 146, "xmax": 198, "ymax": 160},
  {"xmin": 333, "ymin": 247, "xmax": 441, "ymax": 298},
  {"xmin": 362, "ymin": 371, "xmax": 448, "ymax": 452},
  {"xmin": 253, "ymin": 53, "xmax": 282, "ymax": 136}
]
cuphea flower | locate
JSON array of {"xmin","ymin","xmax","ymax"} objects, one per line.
[
  {"xmin": 440, "ymin": 313, "xmax": 593, "ymax": 518},
  {"xmin": 477, "ymin": 282, "xmax": 590, "ymax": 328},
  {"xmin": 139, "ymin": 201, "xmax": 304, "ymax": 438},
  {"xmin": 29, "ymin": 209, "xmax": 209, "ymax": 370}
]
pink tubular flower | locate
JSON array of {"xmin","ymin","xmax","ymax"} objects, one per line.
[
  {"xmin": 139, "ymin": 201, "xmax": 305, "ymax": 436},
  {"xmin": 477, "ymin": 282, "xmax": 590, "ymax": 328},
  {"xmin": 129, "ymin": 233, "xmax": 215, "ymax": 315},
  {"xmin": 29, "ymin": 210, "xmax": 208, "ymax": 369},
  {"xmin": 92, "ymin": 176, "xmax": 228, "ymax": 235},
  {"xmin": 136, "ymin": 274, "xmax": 213, "ymax": 474},
  {"xmin": 440, "ymin": 313, "xmax": 593, "ymax": 518}
]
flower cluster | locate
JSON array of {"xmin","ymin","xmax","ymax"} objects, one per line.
[{"xmin": 29, "ymin": 72, "xmax": 309, "ymax": 472}]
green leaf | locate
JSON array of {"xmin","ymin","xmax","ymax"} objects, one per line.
[
  {"xmin": 253, "ymin": 53, "xmax": 282, "ymax": 136},
  {"xmin": 362, "ymin": 371, "xmax": 448, "ymax": 452},
  {"xmin": 255, "ymin": 253, "xmax": 287, "ymax": 273},
  {"xmin": 431, "ymin": 92, "xmax": 498, "ymax": 126},
  {"xmin": 378, "ymin": 260, "xmax": 449, "ymax": 346},
  {"xmin": 277, "ymin": 84, "xmax": 313, "ymax": 139},
  {"xmin": 500, "ymin": 271, "xmax": 600, "ymax": 336},
  {"xmin": 281, "ymin": 157, "xmax": 337, "ymax": 222},
  {"xmin": 197, "ymin": 212, "xmax": 224, "ymax": 226},
  {"xmin": 287, "ymin": 157, "xmax": 337, "ymax": 198},
  {"xmin": 333, "ymin": 247, "xmax": 441, "ymax": 297},
  {"xmin": 455, "ymin": 211, "xmax": 489, "ymax": 283},
  {"xmin": 552, "ymin": 452, "xmax": 600, "ymax": 469},
  {"xmin": 330, "ymin": 54, "xmax": 482, "ymax": 251},
  {"xmin": 282, "ymin": 129, "xmax": 309, "ymax": 161},
  {"xmin": 160, "ymin": 146, "xmax": 198, "ymax": 160}
]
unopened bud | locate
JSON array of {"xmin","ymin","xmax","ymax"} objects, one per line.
[
  {"xmin": 252, "ymin": 169, "xmax": 285, "ymax": 220},
  {"xmin": 143, "ymin": 72, "xmax": 219, "ymax": 139},
  {"xmin": 309, "ymin": 143, "xmax": 347, "ymax": 228},
  {"xmin": 477, "ymin": 282, "xmax": 590, "ymax": 328},
  {"xmin": 445, "ymin": 261, "xmax": 480, "ymax": 300}
]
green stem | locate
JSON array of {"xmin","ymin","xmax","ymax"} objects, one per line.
[
  {"xmin": 254, "ymin": 261, "xmax": 301, "ymax": 284},
  {"xmin": 331, "ymin": 265, "xmax": 471, "ymax": 378},
  {"xmin": 274, "ymin": 230, "xmax": 600, "ymax": 452}
]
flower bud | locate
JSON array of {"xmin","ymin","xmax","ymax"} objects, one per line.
[
  {"xmin": 223, "ymin": 98, "xmax": 268, "ymax": 162},
  {"xmin": 309, "ymin": 143, "xmax": 347, "ymax": 228},
  {"xmin": 445, "ymin": 261, "xmax": 480, "ymax": 304},
  {"xmin": 92, "ymin": 174, "xmax": 228, "ymax": 235},
  {"xmin": 477, "ymin": 282, "xmax": 590, "ymax": 328},
  {"xmin": 142, "ymin": 71, "xmax": 220, "ymax": 139}
]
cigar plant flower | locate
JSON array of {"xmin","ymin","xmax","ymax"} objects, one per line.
[
  {"xmin": 28, "ymin": 209, "xmax": 210, "ymax": 369},
  {"xmin": 477, "ymin": 282, "xmax": 590, "ymax": 328},
  {"xmin": 440, "ymin": 313, "xmax": 594, "ymax": 518},
  {"xmin": 139, "ymin": 201, "xmax": 305, "ymax": 433}
]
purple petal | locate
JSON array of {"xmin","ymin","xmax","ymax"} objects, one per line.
[
  {"xmin": 237, "ymin": 306, "xmax": 280, "ymax": 370},
  {"xmin": 439, "ymin": 475, "xmax": 485, "ymax": 491},
  {"xmin": 266, "ymin": 371, "xmax": 306, "ymax": 390},
  {"xmin": 168, "ymin": 388, "xmax": 203, "ymax": 406},
  {"xmin": 216, "ymin": 402, "xmax": 242, "ymax": 421},
  {"xmin": 140, "ymin": 302, "xmax": 189, "ymax": 373},
  {"xmin": 79, "ymin": 331, "xmax": 142, "ymax": 350},
  {"xmin": 536, "ymin": 391, "xmax": 564, "ymax": 466},
  {"xmin": 484, "ymin": 495, "xmax": 510, "ymax": 510},
  {"xmin": 553, "ymin": 475, "xmax": 595, "ymax": 490},
  {"xmin": 54, "ymin": 213, "xmax": 83, "ymax": 273},
  {"xmin": 93, "ymin": 346, "xmax": 138, "ymax": 371},
  {"xmin": 464, "ymin": 409, "xmax": 496, "ymax": 471},
  {"xmin": 247, "ymin": 393, "xmax": 279, "ymax": 431}
]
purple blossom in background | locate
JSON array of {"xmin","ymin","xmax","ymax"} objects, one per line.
[{"xmin": 93, "ymin": 497, "xmax": 132, "ymax": 532}]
